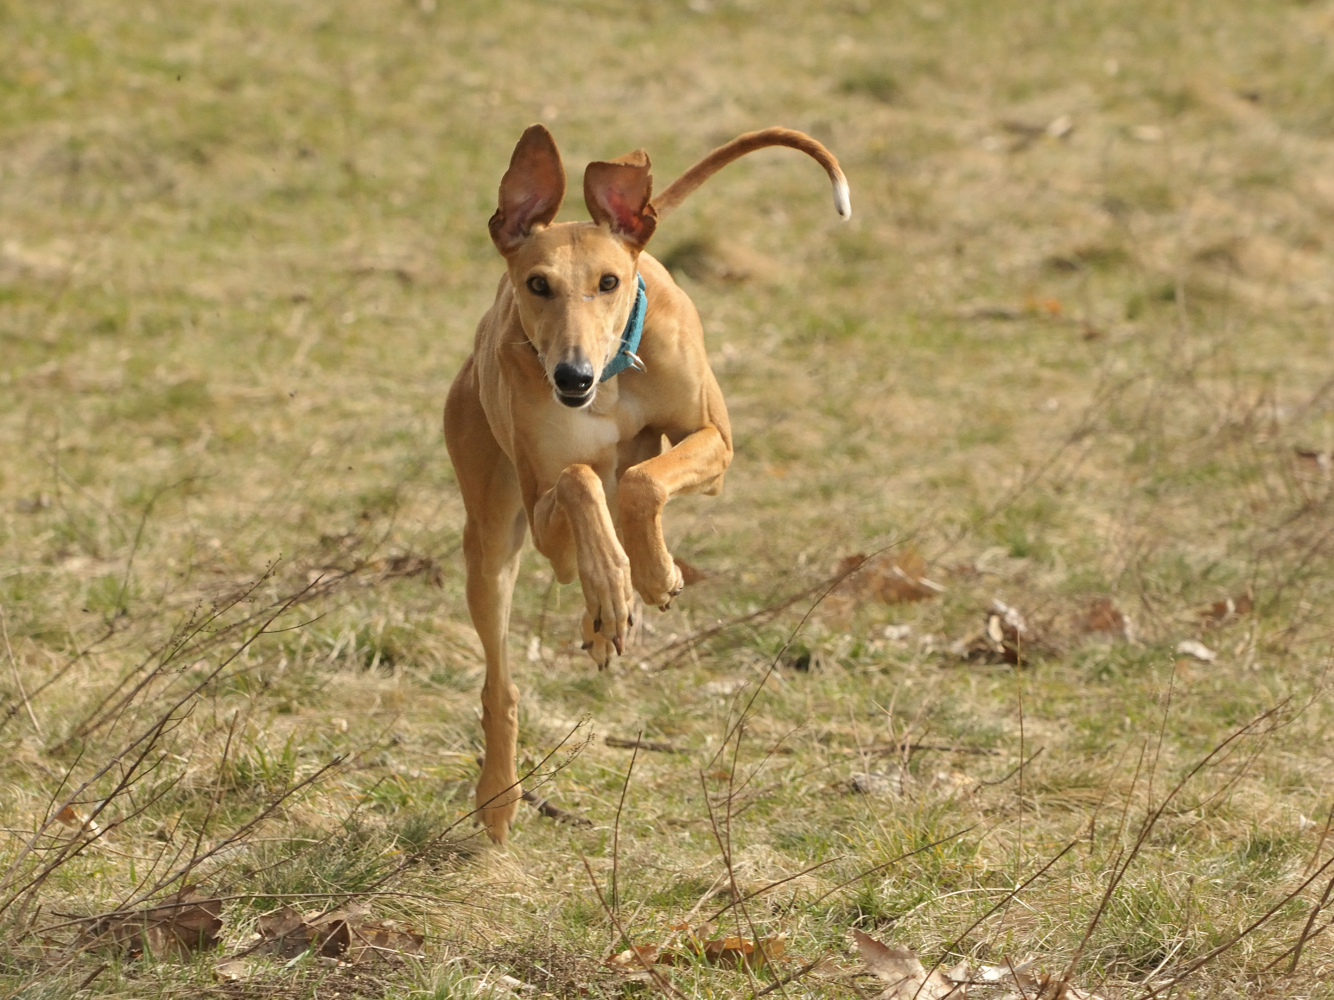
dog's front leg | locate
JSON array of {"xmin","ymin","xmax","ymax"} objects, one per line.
[
  {"xmin": 445, "ymin": 362, "xmax": 529, "ymax": 845},
  {"xmin": 529, "ymin": 463, "xmax": 635, "ymax": 669},
  {"xmin": 618, "ymin": 425, "xmax": 733, "ymax": 608}
]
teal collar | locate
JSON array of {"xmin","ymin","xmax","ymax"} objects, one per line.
[{"xmin": 599, "ymin": 273, "xmax": 647, "ymax": 382}]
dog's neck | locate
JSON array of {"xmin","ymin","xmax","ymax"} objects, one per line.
[{"xmin": 598, "ymin": 272, "xmax": 648, "ymax": 382}]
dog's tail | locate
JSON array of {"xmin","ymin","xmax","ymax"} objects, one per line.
[{"xmin": 652, "ymin": 127, "xmax": 851, "ymax": 222}]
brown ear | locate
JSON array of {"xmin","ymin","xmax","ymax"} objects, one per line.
[
  {"xmin": 583, "ymin": 150, "xmax": 657, "ymax": 249},
  {"xmin": 489, "ymin": 125, "xmax": 566, "ymax": 254}
]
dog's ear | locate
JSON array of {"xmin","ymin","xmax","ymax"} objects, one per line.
[
  {"xmin": 489, "ymin": 125, "xmax": 566, "ymax": 254},
  {"xmin": 583, "ymin": 150, "xmax": 658, "ymax": 250}
]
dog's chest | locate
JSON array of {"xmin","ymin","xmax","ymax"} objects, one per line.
[{"xmin": 529, "ymin": 406, "xmax": 624, "ymax": 480}]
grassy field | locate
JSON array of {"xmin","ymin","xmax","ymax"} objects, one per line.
[{"xmin": 3, "ymin": 0, "xmax": 1334, "ymax": 996}]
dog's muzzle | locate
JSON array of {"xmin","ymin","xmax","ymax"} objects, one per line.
[{"xmin": 552, "ymin": 359, "xmax": 595, "ymax": 408}]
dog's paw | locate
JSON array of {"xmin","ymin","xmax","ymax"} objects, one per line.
[
  {"xmin": 576, "ymin": 540, "xmax": 635, "ymax": 658},
  {"xmin": 580, "ymin": 613, "xmax": 617, "ymax": 669},
  {"xmin": 634, "ymin": 553, "xmax": 684, "ymax": 610}
]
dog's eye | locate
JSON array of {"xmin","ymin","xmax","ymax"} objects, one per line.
[
  {"xmin": 598, "ymin": 274, "xmax": 619, "ymax": 293},
  {"xmin": 526, "ymin": 275, "xmax": 550, "ymax": 296}
]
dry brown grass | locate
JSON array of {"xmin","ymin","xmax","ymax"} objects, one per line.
[{"xmin": 4, "ymin": 0, "xmax": 1334, "ymax": 997}]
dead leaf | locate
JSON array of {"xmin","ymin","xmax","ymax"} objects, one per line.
[
  {"xmin": 87, "ymin": 886, "xmax": 223, "ymax": 959},
  {"xmin": 1175, "ymin": 639, "xmax": 1217, "ymax": 662},
  {"xmin": 213, "ymin": 958, "xmax": 252, "ymax": 981},
  {"xmin": 53, "ymin": 804, "xmax": 102, "ymax": 837},
  {"xmin": 609, "ymin": 929, "xmax": 784, "ymax": 972},
  {"xmin": 605, "ymin": 944, "xmax": 661, "ymax": 971},
  {"xmin": 972, "ymin": 958, "xmax": 1106, "ymax": 1000},
  {"xmin": 1082, "ymin": 598, "xmax": 1132, "ymax": 641},
  {"xmin": 1024, "ymin": 295, "xmax": 1064, "ymax": 317},
  {"xmin": 853, "ymin": 930, "xmax": 960, "ymax": 999},
  {"xmin": 976, "ymin": 957, "xmax": 1040, "ymax": 988},
  {"xmin": 254, "ymin": 904, "xmax": 423, "ymax": 963},
  {"xmin": 1046, "ymin": 115, "xmax": 1074, "ymax": 139},
  {"xmin": 694, "ymin": 932, "xmax": 786, "ymax": 970},
  {"xmin": 1295, "ymin": 447, "xmax": 1332, "ymax": 473},
  {"xmin": 835, "ymin": 549, "xmax": 945, "ymax": 607},
  {"xmin": 345, "ymin": 917, "xmax": 425, "ymax": 962},
  {"xmin": 955, "ymin": 598, "xmax": 1043, "ymax": 665},
  {"xmin": 1198, "ymin": 591, "xmax": 1254, "ymax": 626}
]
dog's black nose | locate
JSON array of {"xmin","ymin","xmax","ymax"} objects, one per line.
[{"xmin": 553, "ymin": 359, "xmax": 594, "ymax": 396}]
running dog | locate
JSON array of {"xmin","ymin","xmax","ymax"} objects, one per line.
[{"xmin": 444, "ymin": 125, "xmax": 849, "ymax": 843}]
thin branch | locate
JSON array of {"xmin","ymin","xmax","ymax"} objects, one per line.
[
  {"xmin": 0, "ymin": 606, "xmax": 41, "ymax": 736},
  {"xmin": 612, "ymin": 731, "xmax": 641, "ymax": 915},
  {"xmin": 580, "ymin": 853, "xmax": 687, "ymax": 999},
  {"xmin": 607, "ymin": 736, "xmax": 682, "ymax": 754}
]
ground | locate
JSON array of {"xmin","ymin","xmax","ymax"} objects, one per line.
[{"xmin": 3, "ymin": 1, "xmax": 1334, "ymax": 997}]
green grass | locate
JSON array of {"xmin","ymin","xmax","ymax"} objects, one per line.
[{"xmin": 3, "ymin": 0, "xmax": 1334, "ymax": 996}]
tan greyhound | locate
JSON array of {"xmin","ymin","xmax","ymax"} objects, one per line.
[{"xmin": 443, "ymin": 125, "xmax": 849, "ymax": 843}]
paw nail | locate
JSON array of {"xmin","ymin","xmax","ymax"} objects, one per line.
[
  {"xmin": 628, "ymin": 613, "xmax": 636, "ymax": 627},
  {"xmin": 613, "ymin": 636, "xmax": 624, "ymax": 655},
  {"xmin": 593, "ymin": 616, "xmax": 602, "ymax": 632},
  {"xmin": 581, "ymin": 641, "xmax": 593, "ymax": 651}
]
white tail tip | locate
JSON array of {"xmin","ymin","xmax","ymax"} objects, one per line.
[{"xmin": 832, "ymin": 175, "xmax": 851, "ymax": 220}]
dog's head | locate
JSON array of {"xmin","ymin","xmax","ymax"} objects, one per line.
[{"xmin": 488, "ymin": 125, "xmax": 658, "ymax": 409}]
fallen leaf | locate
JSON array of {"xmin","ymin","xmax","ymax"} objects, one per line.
[
  {"xmin": 835, "ymin": 549, "xmax": 945, "ymax": 607},
  {"xmin": 1082, "ymin": 598, "xmax": 1132, "ymax": 640},
  {"xmin": 1295, "ymin": 447, "xmax": 1331, "ymax": 473},
  {"xmin": 255, "ymin": 904, "xmax": 309, "ymax": 956},
  {"xmin": 695, "ymin": 932, "xmax": 786, "ymax": 970},
  {"xmin": 605, "ymin": 944, "xmax": 660, "ymax": 971},
  {"xmin": 955, "ymin": 598, "xmax": 1044, "ymax": 665},
  {"xmin": 974, "ymin": 958, "xmax": 1106, "ymax": 1000},
  {"xmin": 1024, "ymin": 295, "xmax": 1064, "ymax": 317},
  {"xmin": 1198, "ymin": 591, "xmax": 1254, "ymax": 625},
  {"xmin": 1046, "ymin": 114, "xmax": 1074, "ymax": 139},
  {"xmin": 254, "ymin": 904, "xmax": 423, "ymax": 963},
  {"xmin": 1175, "ymin": 639, "xmax": 1217, "ymax": 662},
  {"xmin": 853, "ymin": 930, "xmax": 960, "ymax": 999},
  {"xmin": 86, "ymin": 886, "xmax": 223, "ymax": 959},
  {"xmin": 345, "ymin": 917, "xmax": 425, "ymax": 963},
  {"xmin": 976, "ymin": 957, "xmax": 1040, "ymax": 987},
  {"xmin": 480, "ymin": 973, "xmax": 537, "ymax": 995},
  {"xmin": 213, "ymin": 958, "xmax": 252, "ymax": 981},
  {"xmin": 53, "ymin": 804, "xmax": 102, "ymax": 837}
]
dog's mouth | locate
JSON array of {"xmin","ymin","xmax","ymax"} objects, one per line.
[{"xmin": 554, "ymin": 387, "xmax": 596, "ymax": 409}]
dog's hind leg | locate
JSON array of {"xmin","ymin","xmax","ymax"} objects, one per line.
[{"xmin": 445, "ymin": 360, "xmax": 527, "ymax": 844}]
